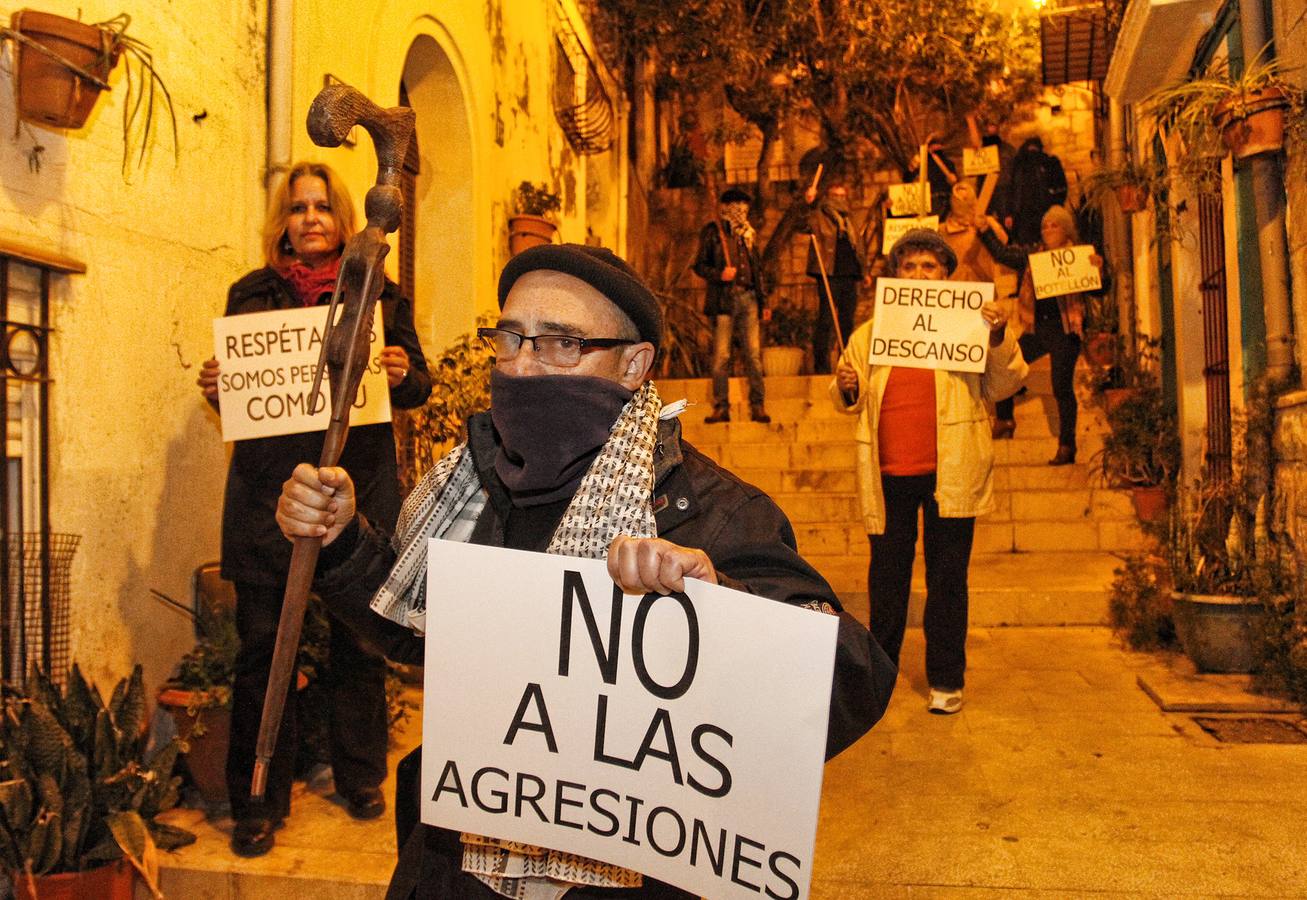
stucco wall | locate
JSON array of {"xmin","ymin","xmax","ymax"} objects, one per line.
[
  {"xmin": 0, "ymin": 1, "xmax": 267, "ymax": 692},
  {"xmin": 0, "ymin": 0, "xmax": 622, "ymax": 696}
]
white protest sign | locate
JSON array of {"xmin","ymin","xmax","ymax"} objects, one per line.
[
  {"xmin": 881, "ymin": 215, "xmax": 940, "ymax": 254},
  {"xmin": 887, "ymin": 183, "xmax": 927, "ymax": 218},
  {"xmin": 962, "ymin": 145, "xmax": 1000, "ymax": 176},
  {"xmin": 869, "ymin": 277, "xmax": 994, "ymax": 373},
  {"xmin": 213, "ymin": 303, "xmax": 390, "ymax": 442},
  {"xmin": 421, "ymin": 541, "xmax": 839, "ymax": 900},
  {"xmin": 1028, "ymin": 244, "xmax": 1102, "ymax": 299}
]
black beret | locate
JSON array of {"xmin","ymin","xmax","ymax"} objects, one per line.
[
  {"xmin": 498, "ymin": 244, "xmax": 663, "ymax": 349},
  {"xmin": 719, "ymin": 187, "xmax": 752, "ymax": 205},
  {"xmin": 888, "ymin": 228, "xmax": 958, "ymax": 277}
]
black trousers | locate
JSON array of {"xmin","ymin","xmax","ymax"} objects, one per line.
[
  {"xmin": 867, "ymin": 474, "xmax": 975, "ymax": 691},
  {"xmin": 813, "ymin": 276, "xmax": 858, "ymax": 374},
  {"xmin": 994, "ymin": 303, "xmax": 1082, "ymax": 448},
  {"xmin": 227, "ymin": 580, "xmax": 389, "ymax": 821}
]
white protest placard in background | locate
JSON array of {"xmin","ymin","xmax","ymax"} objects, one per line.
[
  {"xmin": 869, "ymin": 278, "xmax": 994, "ymax": 374},
  {"xmin": 421, "ymin": 541, "xmax": 839, "ymax": 900},
  {"xmin": 1028, "ymin": 244, "xmax": 1102, "ymax": 299},
  {"xmin": 887, "ymin": 182, "xmax": 928, "ymax": 218},
  {"xmin": 962, "ymin": 145, "xmax": 1000, "ymax": 176},
  {"xmin": 213, "ymin": 303, "xmax": 390, "ymax": 442},
  {"xmin": 881, "ymin": 215, "xmax": 940, "ymax": 254}
]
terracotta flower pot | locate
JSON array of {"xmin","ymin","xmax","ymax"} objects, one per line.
[
  {"xmin": 1115, "ymin": 183, "xmax": 1148, "ymax": 213},
  {"xmin": 761, "ymin": 346, "xmax": 804, "ymax": 377},
  {"xmin": 1171, "ymin": 592, "xmax": 1265, "ymax": 673},
  {"xmin": 1130, "ymin": 484, "xmax": 1168, "ymax": 523},
  {"xmin": 10, "ymin": 10, "xmax": 120, "ymax": 129},
  {"xmin": 158, "ymin": 688, "xmax": 231, "ymax": 809},
  {"xmin": 13, "ymin": 858, "xmax": 134, "ymax": 900},
  {"xmin": 1214, "ymin": 87, "xmax": 1289, "ymax": 160},
  {"xmin": 1103, "ymin": 386, "xmax": 1138, "ymax": 414},
  {"xmin": 507, "ymin": 214, "xmax": 557, "ymax": 256},
  {"xmin": 1083, "ymin": 332, "xmax": 1115, "ymax": 367}
]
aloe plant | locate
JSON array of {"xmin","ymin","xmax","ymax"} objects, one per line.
[{"xmin": 0, "ymin": 665, "xmax": 193, "ymax": 885}]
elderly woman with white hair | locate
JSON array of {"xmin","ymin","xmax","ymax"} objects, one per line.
[{"xmin": 992, "ymin": 205, "xmax": 1100, "ymax": 465}]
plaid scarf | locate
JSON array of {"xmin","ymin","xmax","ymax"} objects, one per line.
[{"xmin": 369, "ymin": 381, "xmax": 666, "ymax": 898}]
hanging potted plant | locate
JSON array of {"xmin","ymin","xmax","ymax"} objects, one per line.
[
  {"xmin": 507, "ymin": 181, "xmax": 561, "ymax": 256},
  {"xmin": 1144, "ymin": 57, "xmax": 1304, "ymax": 165},
  {"xmin": 1081, "ymin": 157, "xmax": 1154, "ymax": 214},
  {"xmin": 2, "ymin": 11, "xmax": 178, "ymax": 173},
  {"xmin": 0, "ymin": 665, "xmax": 195, "ymax": 899},
  {"xmin": 761, "ymin": 296, "xmax": 811, "ymax": 377}
]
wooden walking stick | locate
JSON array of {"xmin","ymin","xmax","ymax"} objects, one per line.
[
  {"xmin": 809, "ymin": 232, "xmax": 846, "ymax": 352},
  {"xmin": 250, "ymin": 82, "xmax": 415, "ymax": 801}
]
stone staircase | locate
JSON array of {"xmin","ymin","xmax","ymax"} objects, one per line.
[{"xmin": 659, "ymin": 357, "xmax": 1144, "ymax": 626}]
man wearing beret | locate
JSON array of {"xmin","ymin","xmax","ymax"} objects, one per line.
[
  {"xmin": 831, "ymin": 229, "xmax": 1026, "ymax": 716},
  {"xmin": 276, "ymin": 243, "xmax": 897, "ymax": 899}
]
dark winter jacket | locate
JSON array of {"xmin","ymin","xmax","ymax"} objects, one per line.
[
  {"xmin": 314, "ymin": 408, "xmax": 898, "ymax": 900},
  {"xmin": 692, "ymin": 221, "xmax": 766, "ymax": 316},
  {"xmin": 1001, "ymin": 139, "xmax": 1069, "ymax": 245},
  {"xmin": 219, "ymin": 266, "xmax": 432, "ymax": 586}
]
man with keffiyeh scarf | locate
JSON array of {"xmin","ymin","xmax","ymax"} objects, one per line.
[
  {"xmin": 275, "ymin": 243, "xmax": 896, "ymax": 900},
  {"xmin": 692, "ymin": 187, "xmax": 771, "ymax": 424}
]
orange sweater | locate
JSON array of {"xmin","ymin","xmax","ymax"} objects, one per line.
[{"xmin": 877, "ymin": 367, "xmax": 937, "ymax": 475}]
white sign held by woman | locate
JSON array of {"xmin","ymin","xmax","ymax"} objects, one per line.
[
  {"xmin": 213, "ymin": 303, "xmax": 390, "ymax": 442},
  {"xmin": 1028, "ymin": 245, "xmax": 1102, "ymax": 299},
  {"xmin": 868, "ymin": 278, "xmax": 994, "ymax": 374},
  {"xmin": 421, "ymin": 541, "xmax": 838, "ymax": 900}
]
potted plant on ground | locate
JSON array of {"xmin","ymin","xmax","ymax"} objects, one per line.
[
  {"xmin": 1093, "ymin": 379, "xmax": 1180, "ymax": 527},
  {"xmin": 507, "ymin": 181, "xmax": 562, "ymax": 256},
  {"xmin": 1108, "ymin": 553, "xmax": 1176, "ymax": 651},
  {"xmin": 761, "ymin": 296, "xmax": 812, "ymax": 376},
  {"xmin": 3, "ymin": 11, "xmax": 177, "ymax": 172},
  {"xmin": 0, "ymin": 665, "xmax": 194, "ymax": 899},
  {"xmin": 156, "ymin": 597, "xmax": 237, "ymax": 811},
  {"xmin": 1079, "ymin": 291, "xmax": 1119, "ymax": 369}
]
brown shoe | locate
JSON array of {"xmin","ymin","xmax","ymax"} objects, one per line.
[
  {"xmin": 704, "ymin": 408, "xmax": 730, "ymax": 424},
  {"xmin": 1048, "ymin": 445, "xmax": 1076, "ymax": 466},
  {"xmin": 991, "ymin": 419, "xmax": 1016, "ymax": 440},
  {"xmin": 749, "ymin": 406, "xmax": 771, "ymax": 424}
]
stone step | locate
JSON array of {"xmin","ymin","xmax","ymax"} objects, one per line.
[{"xmin": 826, "ymin": 550, "xmax": 1121, "ymax": 627}]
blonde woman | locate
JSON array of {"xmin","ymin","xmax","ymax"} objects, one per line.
[
  {"xmin": 196, "ymin": 162, "xmax": 431, "ymax": 856},
  {"xmin": 992, "ymin": 205, "xmax": 1101, "ymax": 465}
]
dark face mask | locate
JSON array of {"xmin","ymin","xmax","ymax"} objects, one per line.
[{"xmin": 490, "ymin": 369, "xmax": 634, "ymax": 507}]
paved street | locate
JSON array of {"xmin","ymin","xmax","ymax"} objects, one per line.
[
  {"xmin": 155, "ymin": 625, "xmax": 1307, "ymax": 898},
  {"xmin": 814, "ymin": 627, "xmax": 1307, "ymax": 898}
]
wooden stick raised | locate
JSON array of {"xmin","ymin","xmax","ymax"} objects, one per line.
[{"xmin": 250, "ymin": 82, "xmax": 415, "ymax": 801}]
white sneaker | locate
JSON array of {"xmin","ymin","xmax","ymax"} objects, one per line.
[{"xmin": 927, "ymin": 688, "xmax": 964, "ymax": 715}]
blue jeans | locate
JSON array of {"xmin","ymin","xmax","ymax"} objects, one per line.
[{"xmin": 711, "ymin": 286, "xmax": 765, "ymax": 410}]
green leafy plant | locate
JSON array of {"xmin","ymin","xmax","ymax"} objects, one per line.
[
  {"xmin": 1108, "ymin": 554, "xmax": 1176, "ymax": 651},
  {"xmin": 764, "ymin": 296, "xmax": 814, "ymax": 347},
  {"xmin": 397, "ymin": 319, "xmax": 495, "ymax": 492},
  {"xmin": 95, "ymin": 13, "xmax": 178, "ymax": 176},
  {"xmin": 0, "ymin": 665, "xmax": 193, "ymax": 891},
  {"xmin": 1080, "ymin": 157, "xmax": 1157, "ymax": 211},
  {"xmin": 1143, "ymin": 56, "xmax": 1305, "ymax": 194},
  {"xmin": 1094, "ymin": 381, "xmax": 1180, "ymax": 489},
  {"xmin": 169, "ymin": 600, "xmax": 237, "ymax": 716},
  {"xmin": 514, "ymin": 181, "xmax": 562, "ymax": 218}
]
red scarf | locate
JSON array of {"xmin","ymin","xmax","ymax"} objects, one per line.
[{"xmin": 279, "ymin": 256, "xmax": 341, "ymax": 307}]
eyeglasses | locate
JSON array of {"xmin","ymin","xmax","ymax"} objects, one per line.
[{"xmin": 476, "ymin": 327, "xmax": 636, "ymax": 368}]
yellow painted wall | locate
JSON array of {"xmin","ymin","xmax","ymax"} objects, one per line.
[
  {"xmin": 0, "ymin": 1, "xmax": 267, "ymax": 693},
  {"xmin": 0, "ymin": 0, "xmax": 622, "ymax": 694}
]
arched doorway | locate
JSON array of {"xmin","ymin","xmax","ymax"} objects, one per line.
[{"xmin": 400, "ymin": 35, "xmax": 474, "ymax": 354}]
